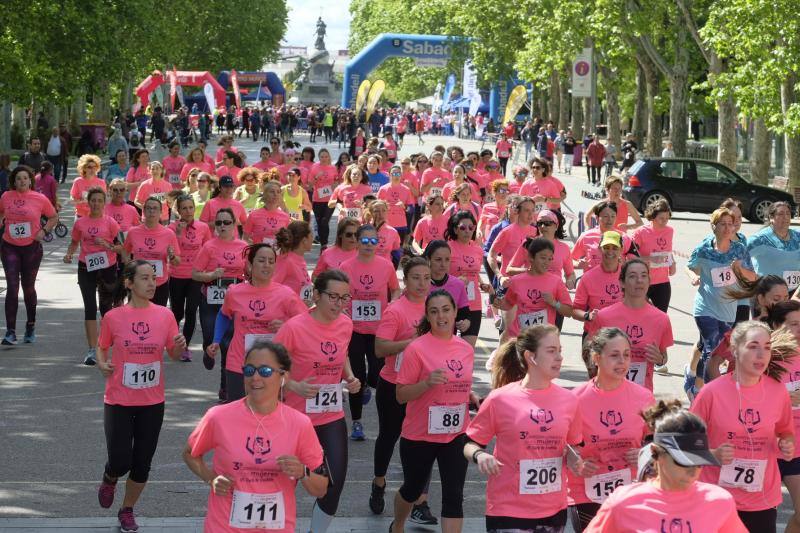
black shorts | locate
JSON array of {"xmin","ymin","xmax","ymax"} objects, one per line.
[
  {"xmin": 779, "ymin": 456, "xmax": 800, "ymax": 477},
  {"xmin": 486, "ymin": 509, "xmax": 567, "ymax": 532},
  {"xmin": 462, "ymin": 309, "xmax": 482, "ymax": 337}
]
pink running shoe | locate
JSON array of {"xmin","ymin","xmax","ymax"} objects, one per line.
[
  {"xmin": 118, "ymin": 507, "xmax": 139, "ymax": 532},
  {"xmin": 97, "ymin": 478, "xmax": 116, "ymax": 509}
]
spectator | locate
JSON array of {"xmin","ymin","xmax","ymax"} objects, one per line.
[
  {"xmin": 17, "ymin": 138, "xmax": 44, "ymax": 171},
  {"xmin": 77, "ymin": 129, "xmax": 96, "ymax": 156},
  {"xmin": 134, "ymin": 109, "xmax": 148, "ymax": 140},
  {"xmin": 44, "ymin": 127, "xmax": 67, "ymax": 183},
  {"xmin": 661, "ymin": 140, "xmax": 675, "ymax": 158},
  {"xmin": 106, "ymin": 128, "xmax": 128, "ymax": 164},
  {"xmin": 105, "ymin": 150, "xmax": 130, "ymax": 184},
  {"xmin": 586, "ymin": 134, "xmax": 607, "ymax": 186},
  {"xmin": 150, "ymin": 106, "xmax": 165, "ymax": 142},
  {"xmin": 58, "ymin": 124, "xmax": 73, "ymax": 184}
]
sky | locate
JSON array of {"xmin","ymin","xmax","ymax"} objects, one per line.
[{"xmin": 285, "ymin": 1, "xmax": 351, "ymax": 52}]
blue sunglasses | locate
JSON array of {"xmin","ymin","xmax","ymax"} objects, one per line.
[
  {"xmin": 242, "ymin": 364, "xmax": 284, "ymax": 378},
  {"xmin": 360, "ymin": 237, "xmax": 379, "ymax": 245}
]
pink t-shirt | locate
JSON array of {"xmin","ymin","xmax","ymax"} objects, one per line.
[
  {"xmin": 632, "ymin": 224, "xmax": 674, "ymax": 285},
  {"xmin": 71, "ymin": 215, "xmax": 120, "ymax": 266},
  {"xmin": 383, "ymin": 138, "xmax": 398, "ymax": 159},
  {"xmin": 573, "ymin": 265, "xmax": 623, "ymax": 328},
  {"xmin": 272, "ymin": 252, "xmax": 312, "ymax": 303},
  {"xmin": 508, "ymin": 239, "xmax": 574, "ymax": 280},
  {"xmin": 312, "ymin": 246, "xmax": 357, "ymax": 279},
  {"xmin": 193, "ymin": 238, "xmax": 248, "ymax": 280},
  {"xmin": 479, "ymin": 202, "xmax": 502, "ymax": 232},
  {"xmin": 495, "ymin": 140, "xmax": 512, "ymax": 159},
  {"xmin": 466, "ymin": 381, "xmax": 582, "ymax": 519},
  {"xmin": 340, "ymin": 256, "xmax": 400, "ymax": 335},
  {"xmin": 572, "ymin": 228, "xmax": 633, "ymax": 271},
  {"xmin": 105, "ymin": 203, "xmax": 140, "ymax": 233},
  {"xmin": 504, "ymin": 272, "xmax": 572, "ymax": 338},
  {"xmin": 167, "ymin": 221, "xmax": 212, "ymax": 279},
  {"xmin": 780, "ymin": 354, "xmax": 800, "ymax": 459},
  {"xmin": 179, "ymin": 161, "xmax": 214, "ymax": 181},
  {"xmin": 98, "ymin": 303, "xmax": 178, "ymax": 406},
  {"xmin": 375, "ymin": 296, "xmax": 425, "ymax": 384},
  {"xmin": 585, "ymin": 480, "xmax": 747, "ymax": 533},
  {"xmin": 308, "ymin": 163, "xmax": 338, "ymax": 202},
  {"xmin": 691, "ymin": 374, "xmax": 794, "ymax": 511},
  {"xmin": 489, "ymin": 223, "xmax": 538, "ymax": 275},
  {"xmin": 215, "ymin": 165, "xmax": 243, "ymax": 185},
  {"xmin": 378, "ymin": 183, "xmax": 414, "ymax": 228},
  {"xmin": 587, "ymin": 302, "xmax": 674, "ymax": 391},
  {"xmin": 397, "ymin": 333, "xmax": 474, "ymax": 443},
  {"xmin": 442, "ymin": 180, "xmax": 481, "ymax": 204},
  {"xmin": 0, "ymin": 190, "xmax": 57, "ymax": 246},
  {"xmin": 199, "ymin": 196, "xmax": 248, "ymax": 226},
  {"xmin": 221, "ymin": 281, "xmax": 306, "ymax": 372},
  {"xmin": 70, "ymin": 177, "xmax": 107, "ymax": 218},
  {"xmin": 568, "ymin": 379, "xmax": 655, "ymax": 505},
  {"xmin": 253, "ymin": 159, "xmax": 277, "ymax": 172},
  {"xmin": 331, "ymin": 183, "xmax": 371, "ymax": 213},
  {"xmin": 448, "ymin": 239, "xmax": 484, "ymax": 311},
  {"xmin": 214, "ymin": 146, "xmax": 239, "ymax": 164},
  {"xmin": 243, "ymin": 208, "xmax": 291, "ymax": 246},
  {"xmin": 123, "ymin": 225, "xmax": 181, "ymax": 286},
  {"xmin": 134, "ymin": 178, "xmax": 173, "ymax": 220},
  {"xmin": 188, "ymin": 400, "xmax": 323, "ymax": 533},
  {"xmin": 420, "ymin": 167, "xmax": 451, "ymax": 199},
  {"xmin": 161, "ymin": 155, "xmax": 187, "ymax": 188},
  {"xmin": 125, "ymin": 166, "xmax": 151, "ymax": 199},
  {"xmin": 413, "ymin": 214, "xmax": 448, "ymax": 248},
  {"xmin": 273, "ymin": 312, "xmax": 354, "ymax": 426},
  {"xmin": 519, "ymin": 178, "xmax": 561, "ymax": 211},
  {"xmin": 376, "ymin": 224, "xmax": 401, "ymax": 261}
]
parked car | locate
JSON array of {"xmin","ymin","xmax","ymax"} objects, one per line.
[{"xmin": 624, "ymin": 158, "xmax": 796, "ymax": 223}]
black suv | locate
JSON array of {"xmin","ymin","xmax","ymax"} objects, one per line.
[{"xmin": 624, "ymin": 158, "xmax": 795, "ymax": 223}]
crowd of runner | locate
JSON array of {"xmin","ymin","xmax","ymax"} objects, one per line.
[{"xmin": 4, "ymin": 120, "xmax": 800, "ymax": 533}]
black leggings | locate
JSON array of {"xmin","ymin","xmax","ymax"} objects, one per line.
[
  {"xmin": 77, "ymin": 262, "xmax": 118, "ymax": 320},
  {"xmin": 103, "ymin": 402, "xmax": 165, "ymax": 484},
  {"xmin": 314, "ymin": 418, "xmax": 348, "ymax": 516},
  {"xmin": 199, "ymin": 299, "xmax": 231, "ymax": 392},
  {"xmin": 569, "ymin": 502, "xmax": 601, "ymax": 532},
  {"xmin": 348, "ymin": 332, "xmax": 381, "ymax": 420},
  {"xmin": 647, "ymin": 282, "xmax": 671, "ymax": 313},
  {"xmin": 738, "ymin": 508, "xmax": 776, "ymax": 533},
  {"xmin": 489, "ymin": 508, "xmax": 568, "ymax": 532},
  {"xmin": 152, "ymin": 283, "xmax": 169, "ymax": 307},
  {"xmin": 1, "ymin": 240, "xmax": 43, "ymax": 331},
  {"xmin": 225, "ymin": 370, "xmax": 245, "ymax": 402},
  {"xmin": 313, "ymin": 202, "xmax": 335, "ymax": 247},
  {"xmin": 398, "ymin": 435, "xmax": 468, "ymax": 518},
  {"xmin": 374, "ymin": 377, "xmax": 406, "ymax": 478},
  {"xmin": 169, "ymin": 277, "xmax": 201, "ymax": 344}
]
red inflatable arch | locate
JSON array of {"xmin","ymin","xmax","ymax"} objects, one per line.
[{"xmin": 135, "ymin": 70, "xmax": 227, "ymax": 110}]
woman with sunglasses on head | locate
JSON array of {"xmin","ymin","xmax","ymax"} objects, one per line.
[
  {"xmin": 389, "ymin": 289, "xmax": 476, "ymax": 533},
  {"xmin": 691, "ymin": 321, "xmax": 796, "ymax": 533},
  {"xmin": 313, "ymin": 218, "xmax": 360, "ymax": 279},
  {"xmin": 507, "ymin": 209, "xmax": 576, "ymax": 294},
  {"xmin": 340, "ymin": 224, "xmax": 401, "ymax": 440},
  {"xmin": 273, "ymin": 220, "xmax": 315, "ymax": 306},
  {"xmin": 309, "ymin": 148, "xmax": 340, "ymax": 250},
  {"xmin": 199, "ymin": 175, "xmax": 248, "ymax": 230},
  {"xmin": 180, "ymin": 147, "xmax": 213, "ymax": 183},
  {"xmin": 364, "ymin": 200, "xmax": 402, "ymax": 266},
  {"xmin": 243, "ymin": 180, "xmax": 290, "ymax": 247},
  {"xmin": 125, "ymin": 149, "xmax": 151, "ymax": 207},
  {"xmin": 184, "ymin": 340, "xmax": 327, "ymax": 533},
  {"xmin": 232, "ymin": 167, "xmax": 262, "ymax": 214},
  {"xmin": 134, "ymin": 161, "xmax": 172, "ymax": 223},
  {"xmin": 63, "ymin": 187, "xmax": 123, "ymax": 364},
  {"xmin": 274, "ymin": 269, "xmax": 361, "ymax": 533},
  {"xmin": 71, "ymin": 154, "xmax": 107, "ymax": 218},
  {"xmin": 572, "ymin": 201, "xmax": 635, "ymax": 272},
  {"xmin": 95, "ymin": 260, "xmax": 187, "ymax": 533},
  {"xmin": 206, "ymin": 244, "xmax": 306, "ymax": 402},
  {"xmin": 281, "ymin": 167, "xmax": 312, "ymax": 222},
  {"xmin": 329, "ymin": 164, "xmax": 371, "ymax": 222},
  {"xmin": 167, "ymin": 195, "xmax": 212, "ymax": 363},
  {"xmin": 378, "ymin": 164, "xmax": 415, "ymax": 245},
  {"xmin": 192, "ymin": 207, "xmax": 248, "ymax": 401},
  {"xmin": 122, "ymin": 197, "xmax": 180, "ymax": 307}
]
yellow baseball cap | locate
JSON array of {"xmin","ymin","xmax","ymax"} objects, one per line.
[{"xmin": 599, "ymin": 231, "xmax": 622, "ymax": 248}]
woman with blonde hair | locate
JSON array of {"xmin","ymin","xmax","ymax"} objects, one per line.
[{"xmin": 71, "ymin": 154, "xmax": 106, "ymax": 218}]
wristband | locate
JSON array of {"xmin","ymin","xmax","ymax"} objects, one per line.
[
  {"xmin": 583, "ymin": 311, "xmax": 590, "ymax": 321},
  {"xmin": 472, "ymin": 449, "xmax": 486, "ymax": 464},
  {"xmin": 554, "ymin": 301, "xmax": 561, "ymax": 311}
]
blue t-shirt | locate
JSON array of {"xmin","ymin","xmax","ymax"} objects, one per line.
[
  {"xmin": 367, "ymin": 172, "xmax": 389, "ymax": 194},
  {"xmin": 746, "ymin": 226, "xmax": 800, "ymax": 290},
  {"xmin": 688, "ymin": 236, "xmax": 752, "ymax": 322}
]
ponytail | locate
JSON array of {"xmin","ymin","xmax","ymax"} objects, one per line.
[{"xmin": 491, "ymin": 324, "xmax": 559, "ymax": 388}]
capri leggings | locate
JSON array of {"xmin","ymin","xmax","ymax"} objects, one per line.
[
  {"xmin": 569, "ymin": 502, "xmax": 601, "ymax": 532},
  {"xmin": 103, "ymin": 402, "xmax": 165, "ymax": 484},
  {"xmin": 314, "ymin": 418, "xmax": 348, "ymax": 516},
  {"xmin": 152, "ymin": 282, "xmax": 169, "ymax": 307},
  {"xmin": 348, "ymin": 332, "xmax": 382, "ymax": 420},
  {"xmin": 168, "ymin": 277, "xmax": 201, "ymax": 344},
  {"xmin": 374, "ymin": 377, "xmax": 406, "ymax": 478},
  {"xmin": 312, "ymin": 202, "xmax": 335, "ymax": 247},
  {"xmin": 490, "ymin": 508, "xmax": 568, "ymax": 532},
  {"xmin": 398, "ymin": 434, "xmax": 468, "ymax": 518},
  {"xmin": 738, "ymin": 508, "xmax": 777, "ymax": 533},
  {"xmin": 647, "ymin": 282, "xmax": 671, "ymax": 313},
  {"xmin": 199, "ymin": 299, "xmax": 232, "ymax": 391},
  {"xmin": 1, "ymin": 240, "xmax": 43, "ymax": 331},
  {"xmin": 77, "ymin": 262, "xmax": 117, "ymax": 320}
]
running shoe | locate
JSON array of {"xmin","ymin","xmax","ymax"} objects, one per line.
[
  {"xmin": 654, "ymin": 363, "xmax": 669, "ymax": 375},
  {"xmin": 362, "ymin": 386, "xmax": 372, "ymax": 405},
  {"xmin": 98, "ymin": 477, "xmax": 116, "ymax": 508},
  {"xmin": 118, "ymin": 507, "xmax": 139, "ymax": 532},
  {"xmin": 683, "ymin": 364, "xmax": 697, "ymax": 402},
  {"xmin": 180, "ymin": 349, "xmax": 192, "ymax": 362},
  {"xmin": 203, "ymin": 351, "xmax": 215, "ymax": 370},
  {"xmin": 368, "ymin": 481, "xmax": 386, "ymax": 514},
  {"xmin": 409, "ymin": 502, "xmax": 438, "ymax": 525},
  {"xmin": 23, "ymin": 325, "xmax": 35, "ymax": 343},
  {"xmin": 83, "ymin": 348, "xmax": 97, "ymax": 366},
  {"xmin": 350, "ymin": 421, "xmax": 365, "ymax": 441},
  {"xmin": 1, "ymin": 330, "xmax": 17, "ymax": 345}
]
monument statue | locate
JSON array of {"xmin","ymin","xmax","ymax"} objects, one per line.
[
  {"xmin": 314, "ymin": 17, "xmax": 327, "ymax": 51},
  {"xmin": 291, "ymin": 16, "xmax": 341, "ymax": 105}
]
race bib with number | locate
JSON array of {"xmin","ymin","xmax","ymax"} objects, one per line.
[
  {"xmin": 168, "ymin": 174, "xmax": 181, "ymax": 184},
  {"xmin": 352, "ymin": 300, "xmax": 381, "ymax": 321},
  {"xmin": 394, "ymin": 351, "xmax": 404, "ymax": 372},
  {"xmin": 584, "ymin": 468, "xmax": 631, "ymax": 503},
  {"xmin": 466, "ymin": 281, "xmax": 476, "ymax": 301},
  {"xmin": 9, "ymin": 222, "xmax": 31, "ymax": 239},
  {"xmin": 344, "ymin": 208, "xmax": 362, "ymax": 220},
  {"xmin": 518, "ymin": 309, "xmax": 547, "ymax": 329},
  {"xmin": 519, "ymin": 457, "xmax": 562, "ymax": 495},
  {"xmin": 719, "ymin": 458, "xmax": 766, "ymax": 492},
  {"xmin": 787, "ymin": 381, "xmax": 800, "ymax": 410},
  {"xmin": 122, "ymin": 361, "xmax": 161, "ymax": 390},
  {"xmin": 300, "ymin": 283, "xmax": 314, "ymax": 302},
  {"xmin": 85, "ymin": 251, "xmax": 109, "ymax": 272},
  {"xmin": 289, "ymin": 211, "xmax": 301, "ymax": 220},
  {"xmin": 152, "ymin": 192, "xmax": 166, "ymax": 202},
  {"xmin": 318, "ymin": 186, "xmax": 333, "ymax": 198},
  {"xmin": 429, "ymin": 187, "xmax": 443, "ymax": 197},
  {"xmin": 229, "ymin": 491, "xmax": 285, "ymax": 530},
  {"xmin": 245, "ymin": 333, "xmax": 275, "ymax": 353},
  {"xmin": 711, "ymin": 265, "xmax": 735, "ymax": 288},
  {"xmin": 785, "ymin": 271, "xmax": 800, "ymax": 290},
  {"xmin": 650, "ymin": 251, "xmax": 673, "ymax": 268},
  {"xmin": 305, "ymin": 383, "xmax": 343, "ymax": 414},
  {"xmin": 146, "ymin": 260, "xmax": 164, "ymax": 277},
  {"xmin": 427, "ymin": 404, "xmax": 465, "ymax": 434},
  {"xmin": 626, "ymin": 361, "xmax": 647, "ymax": 386},
  {"xmin": 206, "ymin": 285, "xmax": 227, "ymax": 305}
]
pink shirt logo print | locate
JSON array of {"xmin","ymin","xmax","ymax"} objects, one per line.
[
  {"xmin": 446, "ymin": 359, "xmax": 464, "ymax": 378},
  {"xmin": 626, "ymin": 324, "xmax": 645, "ymax": 341},
  {"xmin": 144, "ymin": 237, "xmax": 156, "ymax": 249},
  {"xmin": 131, "ymin": 321, "xmax": 151, "ymax": 341},
  {"xmin": 526, "ymin": 288, "xmax": 542, "ymax": 304},
  {"xmin": 738, "ymin": 408, "xmax": 762, "ymax": 433},
  {"xmin": 599, "ymin": 409, "xmax": 625, "ymax": 435},
  {"xmin": 245, "ymin": 436, "xmax": 271, "ymax": 464},
  {"xmin": 223, "ymin": 251, "xmax": 236, "ymax": 264},
  {"xmin": 248, "ymin": 299, "xmax": 266, "ymax": 317},
  {"xmin": 320, "ymin": 341, "xmax": 338, "ymax": 362},
  {"xmin": 660, "ymin": 517, "xmax": 693, "ymax": 533},
  {"xmin": 530, "ymin": 408, "xmax": 555, "ymax": 432},
  {"xmin": 359, "ymin": 274, "xmax": 374, "ymax": 290}
]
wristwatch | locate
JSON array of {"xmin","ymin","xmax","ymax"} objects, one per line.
[{"xmin": 583, "ymin": 311, "xmax": 591, "ymax": 321}]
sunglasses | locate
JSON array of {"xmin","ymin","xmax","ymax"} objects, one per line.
[
  {"xmin": 531, "ymin": 166, "xmax": 543, "ymax": 170},
  {"xmin": 111, "ymin": 188, "xmax": 126, "ymax": 192},
  {"xmin": 215, "ymin": 220, "xmax": 234, "ymax": 226},
  {"xmin": 458, "ymin": 224, "xmax": 475, "ymax": 231},
  {"xmin": 242, "ymin": 364, "xmax": 283, "ymax": 378},
  {"xmin": 537, "ymin": 220, "xmax": 556, "ymax": 227},
  {"xmin": 360, "ymin": 237, "xmax": 379, "ymax": 245},
  {"xmin": 390, "ymin": 172, "xmax": 401, "ymax": 177},
  {"xmin": 497, "ymin": 188, "xmax": 509, "ymax": 194},
  {"xmin": 322, "ymin": 291, "xmax": 352, "ymax": 304},
  {"xmin": 488, "ymin": 165, "xmax": 499, "ymax": 170},
  {"xmin": 198, "ymin": 179, "xmax": 208, "ymax": 182},
  {"xmin": 516, "ymin": 171, "xmax": 529, "ymax": 176}
]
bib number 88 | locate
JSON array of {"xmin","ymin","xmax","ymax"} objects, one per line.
[{"xmin": 442, "ymin": 412, "xmax": 460, "ymax": 428}]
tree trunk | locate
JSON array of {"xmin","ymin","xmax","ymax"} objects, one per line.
[
  {"xmin": 530, "ymin": 86, "xmax": 541, "ymax": 119},
  {"xmin": 12, "ymin": 104, "xmax": 26, "ymax": 149},
  {"xmin": 120, "ymin": 75, "xmax": 135, "ymax": 115},
  {"xmin": 549, "ymin": 71, "xmax": 560, "ymax": 126},
  {"xmin": 583, "ymin": 98, "xmax": 592, "ymax": 135},
  {"xmin": 632, "ymin": 63, "xmax": 647, "ymax": 141},
  {"xmin": 559, "ymin": 65, "xmax": 570, "ymax": 131},
  {"xmin": 572, "ymin": 96, "xmax": 584, "ymax": 139},
  {"xmin": 0, "ymin": 101, "xmax": 11, "ymax": 152},
  {"xmin": 640, "ymin": 56, "xmax": 660, "ymax": 156},
  {"xmin": 750, "ymin": 118, "xmax": 770, "ymax": 185},
  {"xmin": 600, "ymin": 65, "xmax": 621, "ymax": 151},
  {"xmin": 539, "ymin": 91, "xmax": 548, "ymax": 122},
  {"xmin": 781, "ymin": 75, "xmax": 800, "ymax": 188},
  {"xmin": 91, "ymin": 80, "xmax": 111, "ymax": 123},
  {"xmin": 668, "ymin": 25, "xmax": 690, "ymax": 157},
  {"xmin": 709, "ymin": 55, "xmax": 737, "ymax": 169},
  {"xmin": 71, "ymin": 88, "xmax": 86, "ymax": 133}
]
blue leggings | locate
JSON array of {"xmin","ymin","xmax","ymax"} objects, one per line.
[{"xmin": 1, "ymin": 240, "xmax": 43, "ymax": 331}]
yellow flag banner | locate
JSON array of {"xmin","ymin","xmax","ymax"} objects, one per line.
[
  {"xmin": 365, "ymin": 80, "xmax": 386, "ymax": 124},
  {"xmin": 503, "ymin": 85, "xmax": 528, "ymax": 125},
  {"xmin": 355, "ymin": 80, "xmax": 372, "ymax": 116}
]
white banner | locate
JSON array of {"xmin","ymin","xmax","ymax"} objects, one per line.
[
  {"xmin": 572, "ymin": 48, "xmax": 593, "ymax": 98},
  {"xmin": 203, "ymin": 82, "xmax": 217, "ymax": 112},
  {"xmin": 463, "ymin": 60, "xmax": 478, "ymax": 100},
  {"xmin": 468, "ymin": 91, "xmax": 482, "ymax": 116}
]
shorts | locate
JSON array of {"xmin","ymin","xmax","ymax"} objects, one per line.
[{"xmin": 779, "ymin": 456, "xmax": 800, "ymax": 478}]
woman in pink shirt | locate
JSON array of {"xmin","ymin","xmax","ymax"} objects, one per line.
[
  {"xmin": 179, "ymin": 147, "xmax": 213, "ymax": 182},
  {"xmin": 412, "ymin": 195, "xmax": 448, "ymax": 254},
  {"xmin": 389, "ymin": 289, "xmax": 476, "ymax": 533},
  {"xmin": 125, "ymin": 149, "xmax": 152, "ymax": 205},
  {"xmin": 134, "ymin": 161, "xmax": 172, "ymax": 223},
  {"xmin": 184, "ymin": 341, "xmax": 328, "ymax": 533},
  {"xmin": 309, "ymin": 148, "xmax": 340, "ymax": 249},
  {"xmin": 105, "ymin": 179, "xmax": 140, "ymax": 234},
  {"xmin": 572, "ymin": 201, "xmax": 634, "ymax": 272},
  {"xmin": 378, "ymin": 165, "xmax": 414, "ymax": 243},
  {"xmin": 464, "ymin": 324, "xmax": 582, "ymax": 532},
  {"xmin": 243, "ymin": 180, "xmax": 290, "ymax": 246},
  {"xmin": 444, "ymin": 182, "xmax": 482, "ymax": 221},
  {"xmin": 442, "ymin": 164, "xmax": 481, "ymax": 206},
  {"xmin": 328, "ymin": 165, "xmax": 371, "ymax": 222},
  {"xmin": 253, "ymin": 146, "xmax": 277, "ymax": 172},
  {"xmin": 584, "ymin": 175, "xmax": 643, "ymax": 233},
  {"xmin": 206, "ymin": 243, "xmax": 306, "ymax": 401},
  {"xmin": 586, "ymin": 400, "xmax": 747, "ymax": 533},
  {"xmin": 71, "ymin": 154, "xmax": 107, "ymax": 218},
  {"xmin": 568, "ymin": 328, "xmax": 656, "ymax": 529},
  {"xmin": 632, "ymin": 198, "xmax": 675, "ymax": 313},
  {"xmin": 161, "ymin": 141, "xmax": 186, "ymax": 189},
  {"xmin": 420, "ymin": 151, "xmax": 451, "ymax": 201},
  {"xmin": 365, "ymin": 200, "xmax": 402, "ymax": 266},
  {"xmin": 477, "ymin": 179, "xmax": 511, "ymax": 243},
  {"xmin": 215, "ymin": 150, "xmax": 243, "ymax": 185},
  {"xmin": 63, "ymin": 187, "xmax": 123, "ymax": 365},
  {"xmin": 507, "ymin": 209, "xmax": 576, "ymax": 290},
  {"xmin": 95, "ymin": 260, "xmax": 187, "ymax": 533},
  {"xmin": 488, "ymin": 196, "xmax": 537, "ymax": 281},
  {"xmin": 214, "ymin": 134, "xmax": 238, "ymax": 165},
  {"xmin": 168, "ymin": 195, "xmax": 212, "ymax": 362},
  {"xmin": 272, "ymin": 220, "xmax": 315, "ymax": 305},
  {"xmin": 495, "ymin": 132, "xmax": 513, "ymax": 175},
  {"xmin": 312, "ymin": 217, "xmax": 359, "ymax": 279},
  {"xmin": 274, "ymin": 269, "xmax": 361, "ymax": 533},
  {"xmin": 198, "ymin": 175, "xmax": 248, "ymax": 229}
]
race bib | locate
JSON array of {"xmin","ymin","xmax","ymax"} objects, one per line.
[
  {"xmin": 784, "ymin": 270, "xmax": 800, "ymax": 291},
  {"xmin": 498, "ymin": 150, "xmax": 509, "ymax": 158},
  {"xmin": 519, "ymin": 457, "xmax": 562, "ymax": 495},
  {"xmin": 151, "ymin": 192, "xmax": 166, "ymax": 202},
  {"xmin": 427, "ymin": 404, "xmax": 465, "ymax": 435},
  {"xmin": 394, "ymin": 351, "xmax": 404, "ymax": 372},
  {"xmin": 711, "ymin": 265, "xmax": 735, "ymax": 288},
  {"xmin": 466, "ymin": 281, "xmax": 476, "ymax": 301},
  {"xmin": 244, "ymin": 334, "xmax": 275, "ymax": 353},
  {"xmin": 229, "ymin": 491, "xmax": 285, "ymax": 530},
  {"xmin": 86, "ymin": 251, "xmax": 109, "ymax": 272},
  {"xmin": 9, "ymin": 222, "xmax": 31, "ymax": 239},
  {"xmin": 584, "ymin": 469, "xmax": 631, "ymax": 503},
  {"xmin": 122, "ymin": 361, "xmax": 161, "ymax": 390},
  {"xmin": 81, "ymin": 190, "xmax": 89, "ymax": 200},
  {"xmin": 650, "ymin": 251, "xmax": 673, "ymax": 268},
  {"xmin": 626, "ymin": 361, "xmax": 647, "ymax": 386},
  {"xmin": 429, "ymin": 187, "xmax": 443, "ymax": 197},
  {"xmin": 518, "ymin": 309, "xmax": 547, "ymax": 329},
  {"xmin": 352, "ymin": 300, "xmax": 381, "ymax": 321},
  {"xmin": 318, "ymin": 186, "xmax": 333, "ymax": 198},
  {"xmin": 206, "ymin": 284, "xmax": 227, "ymax": 305},
  {"xmin": 787, "ymin": 380, "xmax": 800, "ymax": 410},
  {"xmin": 146, "ymin": 260, "xmax": 164, "ymax": 277},
  {"xmin": 305, "ymin": 383, "xmax": 343, "ymax": 414},
  {"xmin": 168, "ymin": 174, "xmax": 181, "ymax": 184},
  {"xmin": 289, "ymin": 211, "xmax": 301, "ymax": 221},
  {"xmin": 719, "ymin": 458, "xmax": 766, "ymax": 492},
  {"xmin": 300, "ymin": 283, "xmax": 314, "ymax": 303},
  {"xmin": 344, "ymin": 207, "xmax": 362, "ymax": 220}
]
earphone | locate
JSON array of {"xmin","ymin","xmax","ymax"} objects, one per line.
[
  {"xmin": 280, "ymin": 377, "xmax": 285, "ymax": 387},
  {"xmin": 530, "ymin": 357, "xmax": 537, "ymax": 366}
]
